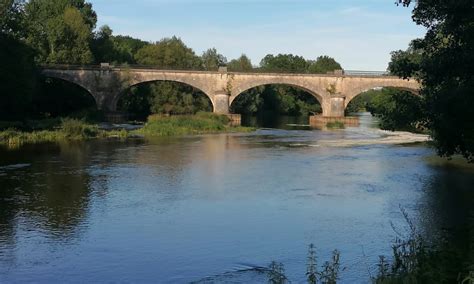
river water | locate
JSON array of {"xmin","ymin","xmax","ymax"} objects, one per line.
[{"xmin": 0, "ymin": 113, "xmax": 473, "ymax": 283}]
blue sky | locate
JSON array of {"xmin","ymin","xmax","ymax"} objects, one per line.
[{"xmin": 92, "ymin": 0, "xmax": 425, "ymax": 70}]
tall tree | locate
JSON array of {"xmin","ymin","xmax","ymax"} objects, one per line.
[
  {"xmin": 227, "ymin": 54, "xmax": 253, "ymax": 72},
  {"xmin": 0, "ymin": 34, "xmax": 37, "ymax": 120},
  {"xmin": 259, "ymin": 54, "xmax": 308, "ymax": 73},
  {"xmin": 307, "ymin": 55, "xmax": 342, "ymax": 74},
  {"xmin": 201, "ymin": 48, "xmax": 226, "ymax": 71},
  {"xmin": 0, "ymin": 0, "xmax": 37, "ymax": 120},
  {"xmin": 24, "ymin": 0, "xmax": 96, "ymax": 64},
  {"xmin": 0, "ymin": 0, "xmax": 25, "ymax": 38},
  {"xmin": 134, "ymin": 36, "xmax": 202, "ymax": 69},
  {"xmin": 394, "ymin": 0, "xmax": 474, "ymax": 161}
]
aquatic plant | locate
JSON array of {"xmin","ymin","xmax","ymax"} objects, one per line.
[
  {"xmin": 307, "ymin": 243, "xmax": 318, "ymax": 284},
  {"xmin": 268, "ymin": 261, "xmax": 287, "ymax": 284},
  {"xmin": 326, "ymin": 121, "xmax": 345, "ymax": 129}
]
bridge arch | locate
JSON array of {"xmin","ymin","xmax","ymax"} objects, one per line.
[
  {"xmin": 39, "ymin": 75, "xmax": 99, "ymax": 113},
  {"xmin": 123, "ymin": 72, "xmax": 220, "ymax": 112},
  {"xmin": 115, "ymin": 79, "xmax": 215, "ymax": 115},
  {"xmin": 344, "ymin": 85, "xmax": 420, "ymax": 108},
  {"xmin": 230, "ymin": 78, "xmax": 326, "ymax": 107},
  {"xmin": 40, "ymin": 73, "xmax": 97, "ymax": 102},
  {"xmin": 229, "ymin": 82, "xmax": 324, "ymax": 115},
  {"xmin": 231, "ymin": 83, "xmax": 324, "ymax": 106}
]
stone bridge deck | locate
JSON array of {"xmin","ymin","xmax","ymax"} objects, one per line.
[{"xmin": 40, "ymin": 66, "xmax": 420, "ymax": 118}]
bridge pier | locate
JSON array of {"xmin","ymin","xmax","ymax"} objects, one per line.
[
  {"xmin": 324, "ymin": 95, "xmax": 346, "ymax": 117},
  {"xmin": 213, "ymin": 90, "xmax": 230, "ymax": 114}
]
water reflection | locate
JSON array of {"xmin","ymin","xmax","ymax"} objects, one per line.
[{"xmin": 0, "ymin": 119, "xmax": 473, "ymax": 283}]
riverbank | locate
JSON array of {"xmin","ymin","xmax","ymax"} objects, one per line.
[{"xmin": 0, "ymin": 113, "xmax": 254, "ymax": 149}]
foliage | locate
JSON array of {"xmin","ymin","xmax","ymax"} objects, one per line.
[
  {"xmin": 34, "ymin": 77, "xmax": 97, "ymax": 118},
  {"xmin": 231, "ymin": 85, "xmax": 321, "ymax": 116},
  {"xmin": 366, "ymin": 88, "xmax": 424, "ymax": 132},
  {"xmin": 227, "ymin": 54, "xmax": 253, "ymax": 72},
  {"xmin": 267, "ymin": 261, "xmax": 287, "ymax": 284},
  {"xmin": 201, "ymin": 48, "xmax": 226, "ymax": 71},
  {"xmin": 345, "ymin": 91, "xmax": 374, "ymax": 114},
  {"xmin": 134, "ymin": 36, "xmax": 202, "ymax": 68},
  {"xmin": 0, "ymin": 33, "xmax": 37, "ymax": 120},
  {"xmin": 0, "ymin": 0, "xmax": 25, "ymax": 38},
  {"xmin": 394, "ymin": 0, "xmax": 474, "ymax": 161},
  {"xmin": 60, "ymin": 118, "xmax": 97, "ymax": 138},
  {"xmin": 346, "ymin": 88, "xmax": 425, "ymax": 132},
  {"xmin": 266, "ymin": 245, "xmax": 342, "ymax": 284},
  {"xmin": 260, "ymin": 53, "xmax": 308, "ymax": 73},
  {"xmin": 24, "ymin": 0, "xmax": 96, "ymax": 64},
  {"xmin": 92, "ymin": 26, "xmax": 149, "ymax": 64},
  {"xmin": 388, "ymin": 40, "xmax": 423, "ymax": 79},
  {"xmin": 137, "ymin": 113, "xmax": 252, "ymax": 137},
  {"xmin": 326, "ymin": 121, "xmax": 345, "ymax": 129},
  {"xmin": 307, "ymin": 244, "xmax": 318, "ymax": 284},
  {"xmin": 320, "ymin": 250, "xmax": 341, "ymax": 284},
  {"xmin": 373, "ymin": 208, "xmax": 470, "ymax": 284},
  {"xmin": 307, "ymin": 56, "xmax": 342, "ymax": 74},
  {"xmin": 118, "ymin": 81, "xmax": 212, "ymax": 119}
]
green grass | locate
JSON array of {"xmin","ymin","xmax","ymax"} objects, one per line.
[
  {"xmin": 326, "ymin": 121, "xmax": 345, "ymax": 129},
  {"xmin": 0, "ymin": 113, "xmax": 254, "ymax": 148},
  {"xmin": 135, "ymin": 113, "xmax": 254, "ymax": 137}
]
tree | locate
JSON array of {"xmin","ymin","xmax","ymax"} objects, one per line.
[
  {"xmin": 134, "ymin": 36, "xmax": 202, "ymax": 69},
  {"xmin": 388, "ymin": 40, "xmax": 422, "ymax": 79},
  {"xmin": 24, "ymin": 0, "xmax": 96, "ymax": 64},
  {"xmin": 365, "ymin": 88, "xmax": 424, "ymax": 132},
  {"xmin": 109, "ymin": 35, "xmax": 148, "ymax": 64},
  {"xmin": 395, "ymin": 0, "xmax": 474, "ymax": 161},
  {"xmin": 1, "ymin": 0, "xmax": 25, "ymax": 38},
  {"xmin": 91, "ymin": 25, "xmax": 114, "ymax": 63},
  {"xmin": 0, "ymin": 0, "xmax": 37, "ymax": 120},
  {"xmin": 259, "ymin": 54, "xmax": 308, "ymax": 73},
  {"xmin": 307, "ymin": 55, "xmax": 342, "ymax": 74},
  {"xmin": 227, "ymin": 54, "xmax": 253, "ymax": 72},
  {"xmin": 201, "ymin": 48, "xmax": 226, "ymax": 71},
  {"xmin": 0, "ymin": 34, "xmax": 37, "ymax": 120}
]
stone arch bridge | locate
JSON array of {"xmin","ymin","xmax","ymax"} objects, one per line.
[{"xmin": 40, "ymin": 66, "xmax": 420, "ymax": 118}]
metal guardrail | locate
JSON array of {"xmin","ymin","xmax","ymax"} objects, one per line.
[
  {"xmin": 343, "ymin": 70, "xmax": 390, "ymax": 76},
  {"xmin": 40, "ymin": 64, "xmax": 392, "ymax": 77}
]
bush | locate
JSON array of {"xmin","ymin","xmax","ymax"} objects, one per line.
[
  {"xmin": 326, "ymin": 121, "xmax": 345, "ymax": 129},
  {"xmin": 138, "ymin": 113, "xmax": 244, "ymax": 137},
  {"xmin": 61, "ymin": 118, "xmax": 98, "ymax": 138}
]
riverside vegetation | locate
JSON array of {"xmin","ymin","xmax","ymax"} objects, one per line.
[
  {"xmin": 0, "ymin": 113, "xmax": 253, "ymax": 149},
  {"xmin": 263, "ymin": 210, "xmax": 474, "ymax": 284}
]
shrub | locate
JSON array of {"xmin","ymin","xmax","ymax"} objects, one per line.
[
  {"xmin": 61, "ymin": 118, "xmax": 98, "ymax": 138},
  {"xmin": 326, "ymin": 121, "xmax": 345, "ymax": 129}
]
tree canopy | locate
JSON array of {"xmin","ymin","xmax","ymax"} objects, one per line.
[
  {"xmin": 201, "ymin": 48, "xmax": 227, "ymax": 71},
  {"xmin": 227, "ymin": 54, "xmax": 253, "ymax": 72},
  {"xmin": 307, "ymin": 56, "xmax": 342, "ymax": 74},
  {"xmin": 260, "ymin": 54, "xmax": 308, "ymax": 73},
  {"xmin": 134, "ymin": 36, "xmax": 202, "ymax": 69},
  {"xmin": 392, "ymin": 0, "xmax": 474, "ymax": 161},
  {"xmin": 24, "ymin": 0, "xmax": 97, "ymax": 64}
]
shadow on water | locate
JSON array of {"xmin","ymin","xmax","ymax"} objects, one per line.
[{"xmin": 242, "ymin": 112, "xmax": 312, "ymax": 130}]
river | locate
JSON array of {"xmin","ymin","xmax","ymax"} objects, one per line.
[{"xmin": 0, "ymin": 113, "xmax": 472, "ymax": 283}]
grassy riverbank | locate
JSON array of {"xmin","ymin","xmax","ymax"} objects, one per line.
[
  {"xmin": 0, "ymin": 113, "xmax": 254, "ymax": 148},
  {"xmin": 137, "ymin": 112, "xmax": 252, "ymax": 137}
]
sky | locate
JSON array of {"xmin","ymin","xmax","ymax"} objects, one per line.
[{"xmin": 91, "ymin": 0, "xmax": 425, "ymax": 71}]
